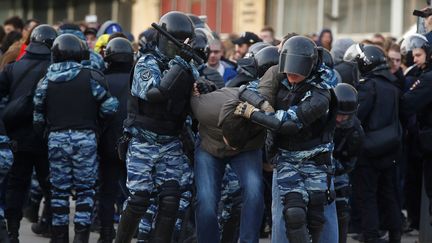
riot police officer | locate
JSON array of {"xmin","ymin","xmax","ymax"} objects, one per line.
[
  {"xmin": 114, "ymin": 11, "xmax": 197, "ymax": 243},
  {"xmin": 97, "ymin": 37, "xmax": 134, "ymax": 243},
  {"xmin": 58, "ymin": 23, "xmax": 105, "ymax": 71},
  {"xmin": 332, "ymin": 83, "xmax": 364, "ymax": 243},
  {"xmin": 401, "ymin": 34, "xmax": 432, "ymax": 229},
  {"xmin": 0, "ymin": 24, "xmax": 57, "ymax": 243},
  {"xmin": 33, "ymin": 33, "xmax": 119, "ymax": 243},
  {"xmin": 226, "ymin": 45, "xmax": 279, "ymax": 87},
  {"xmin": 236, "ymin": 36, "xmax": 338, "ymax": 243},
  {"xmin": 344, "ymin": 43, "xmax": 402, "ymax": 243}
]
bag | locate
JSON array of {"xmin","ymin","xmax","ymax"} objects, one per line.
[
  {"xmin": 3, "ymin": 94, "xmax": 34, "ymax": 132},
  {"xmin": 3, "ymin": 61, "xmax": 46, "ymax": 134},
  {"xmin": 418, "ymin": 128, "xmax": 432, "ymax": 154},
  {"xmin": 362, "ymin": 121, "xmax": 402, "ymax": 157},
  {"xmin": 362, "ymin": 81, "xmax": 402, "ymax": 157}
]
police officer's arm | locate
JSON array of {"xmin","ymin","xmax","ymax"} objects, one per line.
[
  {"xmin": 90, "ymin": 78, "xmax": 119, "ymax": 118},
  {"xmin": 33, "ymin": 77, "xmax": 49, "ymax": 126},
  {"xmin": 0, "ymin": 63, "xmax": 13, "ymax": 98},
  {"xmin": 295, "ymin": 88, "xmax": 331, "ymax": 126},
  {"xmin": 235, "ymin": 102, "xmax": 299, "ymax": 135},
  {"xmin": 356, "ymin": 81, "xmax": 375, "ymax": 123},
  {"xmin": 258, "ymin": 65, "xmax": 280, "ymax": 107},
  {"xmin": 401, "ymin": 77, "xmax": 432, "ymax": 117},
  {"xmin": 130, "ymin": 55, "xmax": 163, "ymax": 102},
  {"xmin": 146, "ymin": 56, "xmax": 196, "ymax": 102}
]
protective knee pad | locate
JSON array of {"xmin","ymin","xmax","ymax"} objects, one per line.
[
  {"xmin": 151, "ymin": 181, "xmax": 181, "ymax": 243},
  {"xmin": 307, "ymin": 192, "xmax": 326, "ymax": 243},
  {"xmin": 283, "ymin": 193, "xmax": 310, "ymax": 243},
  {"xmin": 283, "ymin": 207, "xmax": 310, "ymax": 243},
  {"xmin": 158, "ymin": 180, "xmax": 181, "ymax": 216},
  {"xmin": 128, "ymin": 191, "xmax": 151, "ymax": 215},
  {"xmin": 284, "ymin": 207, "xmax": 307, "ymax": 230}
]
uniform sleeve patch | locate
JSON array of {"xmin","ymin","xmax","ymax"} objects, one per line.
[{"xmin": 141, "ymin": 70, "xmax": 152, "ymax": 81}]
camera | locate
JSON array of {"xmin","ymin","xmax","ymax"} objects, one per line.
[{"xmin": 413, "ymin": 9, "xmax": 432, "ymax": 18}]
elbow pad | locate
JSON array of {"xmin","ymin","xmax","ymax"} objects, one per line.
[
  {"xmin": 146, "ymin": 64, "xmax": 195, "ymax": 102},
  {"xmin": 250, "ymin": 111, "xmax": 281, "ymax": 131},
  {"xmin": 239, "ymin": 85, "xmax": 265, "ymax": 108},
  {"xmin": 279, "ymin": 120, "xmax": 301, "ymax": 135},
  {"xmin": 250, "ymin": 111, "xmax": 300, "ymax": 135}
]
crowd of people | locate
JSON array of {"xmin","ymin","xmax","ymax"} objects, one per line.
[{"xmin": 0, "ymin": 6, "xmax": 429, "ymax": 243}]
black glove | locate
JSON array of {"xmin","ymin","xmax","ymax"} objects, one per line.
[{"xmin": 196, "ymin": 80, "xmax": 216, "ymax": 94}]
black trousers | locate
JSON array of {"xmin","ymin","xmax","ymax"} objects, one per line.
[
  {"xmin": 5, "ymin": 151, "xmax": 50, "ymax": 221},
  {"xmin": 353, "ymin": 161, "xmax": 401, "ymax": 241},
  {"xmin": 98, "ymin": 145, "xmax": 123, "ymax": 228}
]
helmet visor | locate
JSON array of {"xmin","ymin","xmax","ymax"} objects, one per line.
[
  {"xmin": 343, "ymin": 43, "xmax": 364, "ymax": 63},
  {"xmin": 279, "ymin": 52, "xmax": 314, "ymax": 77},
  {"xmin": 401, "ymin": 34, "xmax": 428, "ymax": 55}
]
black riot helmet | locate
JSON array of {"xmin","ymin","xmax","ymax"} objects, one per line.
[
  {"xmin": 191, "ymin": 28, "xmax": 210, "ymax": 61},
  {"xmin": 344, "ymin": 43, "xmax": 389, "ymax": 75},
  {"xmin": 158, "ymin": 11, "xmax": 195, "ymax": 58},
  {"xmin": 334, "ymin": 83, "xmax": 358, "ymax": 115},
  {"xmin": 322, "ymin": 48, "xmax": 334, "ymax": 68},
  {"xmin": 104, "ymin": 37, "xmax": 134, "ymax": 63},
  {"xmin": 279, "ymin": 36, "xmax": 319, "ymax": 77},
  {"xmin": 51, "ymin": 34, "xmax": 85, "ymax": 63},
  {"xmin": 255, "ymin": 46, "xmax": 279, "ymax": 78},
  {"xmin": 30, "ymin": 24, "xmax": 58, "ymax": 48},
  {"xmin": 245, "ymin": 42, "xmax": 270, "ymax": 58}
]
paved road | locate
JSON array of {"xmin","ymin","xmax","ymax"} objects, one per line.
[{"xmin": 19, "ymin": 217, "xmax": 419, "ymax": 243}]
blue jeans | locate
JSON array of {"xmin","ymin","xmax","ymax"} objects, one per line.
[
  {"xmin": 272, "ymin": 169, "xmax": 338, "ymax": 243},
  {"xmin": 194, "ymin": 146, "xmax": 264, "ymax": 243}
]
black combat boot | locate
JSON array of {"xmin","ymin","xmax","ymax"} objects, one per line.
[
  {"xmin": 50, "ymin": 225, "xmax": 69, "ymax": 243},
  {"xmin": 0, "ymin": 220, "xmax": 9, "ymax": 243},
  {"xmin": 23, "ymin": 199, "xmax": 40, "ymax": 223},
  {"xmin": 97, "ymin": 226, "xmax": 115, "ymax": 243},
  {"xmin": 31, "ymin": 202, "xmax": 51, "ymax": 237},
  {"xmin": 7, "ymin": 218, "xmax": 20, "ymax": 243},
  {"xmin": 73, "ymin": 224, "xmax": 90, "ymax": 243}
]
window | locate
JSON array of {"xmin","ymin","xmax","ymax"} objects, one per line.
[
  {"xmin": 338, "ymin": 0, "xmax": 391, "ymax": 34},
  {"xmin": 282, "ymin": 0, "xmax": 319, "ymax": 35}
]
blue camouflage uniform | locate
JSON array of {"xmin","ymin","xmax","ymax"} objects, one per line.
[
  {"xmin": 219, "ymin": 164, "xmax": 242, "ymax": 231},
  {"xmin": 120, "ymin": 46, "xmax": 197, "ymax": 241},
  {"xmin": 33, "ymin": 62, "xmax": 118, "ymax": 227},
  {"xmin": 0, "ymin": 97, "xmax": 13, "ymax": 221},
  {"xmin": 137, "ymin": 165, "xmax": 193, "ymax": 242},
  {"xmin": 253, "ymin": 64, "xmax": 337, "ymax": 241},
  {"xmin": 271, "ymin": 65, "xmax": 337, "ymax": 203},
  {"xmin": 0, "ymin": 135, "xmax": 13, "ymax": 220}
]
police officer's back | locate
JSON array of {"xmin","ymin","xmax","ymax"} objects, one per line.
[
  {"xmin": 344, "ymin": 43, "xmax": 402, "ymax": 243},
  {"xmin": 33, "ymin": 33, "xmax": 119, "ymax": 242},
  {"xmin": 0, "ymin": 24, "xmax": 57, "ymax": 242},
  {"xmin": 98, "ymin": 37, "xmax": 133, "ymax": 242}
]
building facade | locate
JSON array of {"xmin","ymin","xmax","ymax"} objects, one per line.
[{"xmin": 0, "ymin": 0, "xmax": 428, "ymax": 40}]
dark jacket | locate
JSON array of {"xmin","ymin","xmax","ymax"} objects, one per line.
[
  {"xmin": 0, "ymin": 43, "xmax": 50, "ymax": 152},
  {"xmin": 357, "ymin": 71, "xmax": 401, "ymax": 165},
  {"xmin": 99, "ymin": 62, "xmax": 131, "ymax": 155},
  {"xmin": 190, "ymin": 87, "xmax": 265, "ymax": 158},
  {"xmin": 401, "ymin": 66, "xmax": 432, "ymax": 128},
  {"xmin": 334, "ymin": 61, "xmax": 359, "ymax": 87},
  {"xmin": 333, "ymin": 117, "xmax": 364, "ymax": 174}
]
